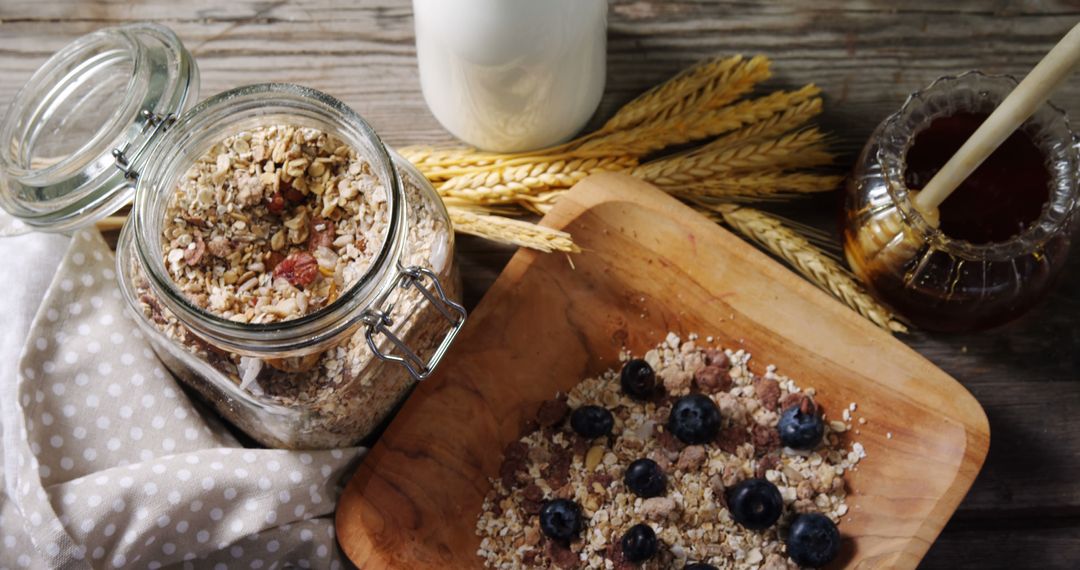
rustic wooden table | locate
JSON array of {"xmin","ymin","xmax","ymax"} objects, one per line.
[{"xmin": 2, "ymin": 1, "xmax": 1078, "ymax": 567}]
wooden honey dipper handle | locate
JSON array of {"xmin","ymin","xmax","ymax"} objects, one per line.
[{"xmin": 913, "ymin": 21, "xmax": 1080, "ymax": 216}]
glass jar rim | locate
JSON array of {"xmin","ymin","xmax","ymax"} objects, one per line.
[
  {"xmin": 876, "ymin": 70, "xmax": 1078, "ymax": 260},
  {"xmin": 131, "ymin": 83, "xmax": 407, "ymax": 354},
  {"xmin": 0, "ymin": 23, "xmax": 197, "ymax": 231}
]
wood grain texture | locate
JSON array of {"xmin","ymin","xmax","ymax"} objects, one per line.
[
  {"xmin": 1, "ymin": 1, "xmax": 1078, "ymax": 565},
  {"xmin": 336, "ymin": 173, "xmax": 990, "ymax": 569}
]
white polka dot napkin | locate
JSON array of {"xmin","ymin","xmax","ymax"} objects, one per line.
[{"xmin": 1, "ymin": 230, "xmax": 365, "ymax": 569}]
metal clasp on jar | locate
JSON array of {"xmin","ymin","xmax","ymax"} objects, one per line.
[
  {"xmin": 362, "ymin": 265, "xmax": 466, "ymax": 380},
  {"xmin": 112, "ymin": 109, "xmax": 176, "ymax": 180}
]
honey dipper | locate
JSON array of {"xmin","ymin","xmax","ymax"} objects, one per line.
[{"xmin": 857, "ymin": 22, "xmax": 1080, "ymax": 270}]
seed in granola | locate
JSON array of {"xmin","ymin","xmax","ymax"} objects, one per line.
[
  {"xmin": 727, "ymin": 478, "xmax": 783, "ymax": 530},
  {"xmin": 539, "ymin": 499, "xmax": 584, "ymax": 542},
  {"xmin": 584, "ymin": 445, "xmax": 605, "ymax": 471},
  {"xmin": 778, "ymin": 397, "xmax": 825, "ymax": 450},
  {"xmin": 668, "ymin": 394, "xmax": 722, "ymax": 444},
  {"xmin": 624, "ymin": 458, "xmax": 666, "ymax": 498},
  {"xmin": 785, "ymin": 513, "xmax": 841, "ymax": 568},
  {"xmin": 620, "ymin": 359, "xmax": 657, "ymax": 400},
  {"xmin": 570, "ymin": 405, "xmax": 614, "ymax": 439},
  {"xmin": 273, "ymin": 251, "xmax": 319, "ymax": 288},
  {"xmin": 620, "ymin": 523, "xmax": 659, "ymax": 563}
]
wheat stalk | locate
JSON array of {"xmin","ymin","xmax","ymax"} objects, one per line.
[
  {"xmin": 599, "ymin": 55, "xmax": 771, "ymax": 133},
  {"xmin": 398, "ymin": 147, "xmax": 504, "ymax": 171},
  {"xmin": 437, "ymin": 155, "xmax": 638, "ymax": 205},
  {"xmin": 704, "ymin": 97, "xmax": 824, "ymax": 150},
  {"xmin": 574, "ymin": 85, "xmax": 822, "ymax": 157},
  {"xmin": 448, "ymin": 207, "xmax": 578, "ymax": 253},
  {"xmin": 669, "ymin": 172, "xmax": 843, "ymax": 198},
  {"xmin": 707, "ymin": 203, "xmax": 906, "ymax": 333},
  {"xmin": 631, "ymin": 129, "xmax": 831, "ymax": 186}
]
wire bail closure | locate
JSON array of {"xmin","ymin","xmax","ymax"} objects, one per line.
[
  {"xmin": 112, "ymin": 109, "xmax": 176, "ymax": 181},
  {"xmin": 362, "ymin": 265, "xmax": 466, "ymax": 380}
]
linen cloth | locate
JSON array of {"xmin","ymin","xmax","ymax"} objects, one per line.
[{"xmin": 0, "ymin": 227, "xmax": 365, "ymax": 569}]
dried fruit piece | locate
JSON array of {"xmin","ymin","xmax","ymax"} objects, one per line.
[
  {"xmin": 267, "ymin": 191, "xmax": 286, "ymax": 214},
  {"xmin": 281, "ymin": 179, "xmax": 306, "ymax": 204},
  {"xmin": 537, "ymin": 396, "xmax": 570, "ymax": 428},
  {"xmin": 273, "ymin": 251, "xmax": 319, "ymax": 288}
]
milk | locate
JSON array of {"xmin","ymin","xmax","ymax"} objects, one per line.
[{"xmin": 412, "ymin": 0, "xmax": 607, "ymax": 152}]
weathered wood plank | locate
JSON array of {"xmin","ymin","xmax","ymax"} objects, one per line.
[
  {"xmin": 3, "ymin": 1, "xmax": 1080, "ymax": 565},
  {"xmin": 923, "ymin": 521, "xmax": 1080, "ymax": 568}
]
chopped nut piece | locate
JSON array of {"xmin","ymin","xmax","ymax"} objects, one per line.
[
  {"xmin": 183, "ymin": 235, "xmax": 206, "ymax": 266},
  {"xmin": 640, "ymin": 496, "xmax": 678, "ymax": 520},
  {"xmin": 694, "ymin": 364, "xmax": 732, "ymax": 394},
  {"xmin": 754, "ymin": 377, "xmax": 781, "ymax": 411},
  {"xmin": 675, "ymin": 445, "xmax": 707, "ymax": 472}
]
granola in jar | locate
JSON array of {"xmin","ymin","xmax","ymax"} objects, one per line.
[
  {"xmin": 120, "ymin": 113, "xmax": 461, "ymax": 449},
  {"xmin": 0, "ymin": 26, "xmax": 464, "ymax": 450},
  {"xmin": 476, "ymin": 333, "xmax": 864, "ymax": 569},
  {"xmin": 161, "ymin": 125, "xmax": 387, "ymax": 324}
]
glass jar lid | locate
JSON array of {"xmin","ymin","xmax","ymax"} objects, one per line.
[{"xmin": 0, "ymin": 23, "xmax": 198, "ymax": 232}]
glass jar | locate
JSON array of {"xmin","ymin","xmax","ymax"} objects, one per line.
[
  {"xmin": 412, "ymin": 0, "xmax": 607, "ymax": 152},
  {"xmin": 844, "ymin": 72, "xmax": 1078, "ymax": 332},
  {"xmin": 0, "ymin": 24, "xmax": 465, "ymax": 448}
]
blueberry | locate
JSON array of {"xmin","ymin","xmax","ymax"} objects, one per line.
[
  {"xmin": 539, "ymin": 499, "xmax": 583, "ymax": 542},
  {"xmin": 620, "ymin": 359, "xmax": 656, "ymax": 400},
  {"xmin": 777, "ymin": 401, "xmax": 824, "ymax": 450},
  {"xmin": 623, "ymin": 458, "xmax": 666, "ymax": 498},
  {"xmin": 785, "ymin": 513, "xmax": 841, "ymax": 567},
  {"xmin": 620, "ymin": 523, "xmax": 658, "ymax": 562},
  {"xmin": 685, "ymin": 564, "xmax": 719, "ymax": 570},
  {"xmin": 726, "ymin": 478, "xmax": 783, "ymax": 530},
  {"xmin": 571, "ymin": 405, "xmax": 614, "ymax": 439},
  {"xmin": 667, "ymin": 394, "xmax": 721, "ymax": 444}
]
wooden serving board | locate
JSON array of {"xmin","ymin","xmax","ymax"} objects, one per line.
[{"xmin": 336, "ymin": 173, "xmax": 990, "ymax": 569}]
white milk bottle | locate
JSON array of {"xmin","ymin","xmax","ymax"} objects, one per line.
[{"xmin": 412, "ymin": 0, "xmax": 607, "ymax": 152}]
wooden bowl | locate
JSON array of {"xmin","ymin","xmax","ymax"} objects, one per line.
[{"xmin": 336, "ymin": 173, "xmax": 990, "ymax": 568}]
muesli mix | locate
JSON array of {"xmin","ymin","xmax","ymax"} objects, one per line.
[
  {"xmin": 476, "ymin": 333, "xmax": 865, "ymax": 569},
  {"xmin": 161, "ymin": 124, "xmax": 387, "ymax": 323},
  {"xmin": 131, "ymin": 124, "xmax": 454, "ymax": 448}
]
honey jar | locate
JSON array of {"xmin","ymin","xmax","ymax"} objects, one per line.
[{"xmin": 844, "ymin": 72, "xmax": 1078, "ymax": 332}]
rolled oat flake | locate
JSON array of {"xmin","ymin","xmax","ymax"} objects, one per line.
[{"xmin": 0, "ymin": 23, "xmax": 466, "ymax": 448}]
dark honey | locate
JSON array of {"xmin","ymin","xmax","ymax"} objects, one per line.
[
  {"xmin": 904, "ymin": 112, "xmax": 1051, "ymax": 244},
  {"xmin": 845, "ymin": 74, "xmax": 1076, "ymax": 332},
  {"xmin": 865, "ymin": 112, "xmax": 1063, "ymax": 330}
]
